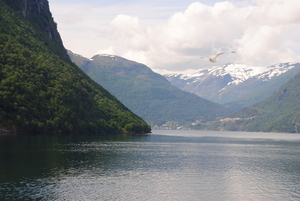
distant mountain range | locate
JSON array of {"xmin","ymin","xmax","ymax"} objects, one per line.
[
  {"xmin": 69, "ymin": 50, "xmax": 300, "ymax": 133},
  {"xmin": 68, "ymin": 51, "xmax": 230, "ymax": 127},
  {"xmin": 164, "ymin": 63, "xmax": 300, "ymax": 110}
]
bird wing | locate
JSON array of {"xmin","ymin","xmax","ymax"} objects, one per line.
[
  {"xmin": 215, "ymin": 51, "xmax": 235, "ymax": 58},
  {"xmin": 186, "ymin": 56, "xmax": 208, "ymax": 64},
  {"xmin": 187, "ymin": 51, "xmax": 235, "ymax": 64},
  {"xmin": 214, "ymin": 52, "xmax": 226, "ymax": 58}
]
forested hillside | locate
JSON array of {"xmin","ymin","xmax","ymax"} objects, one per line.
[
  {"xmin": 224, "ymin": 65, "xmax": 300, "ymax": 111},
  {"xmin": 69, "ymin": 52, "xmax": 230, "ymax": 127},
  {"xmin": 0, "ymin": 0, "xmax": 150, "ymax": 133},
  {"xmin": 214, "ymin": 72, "xmax": 300, "ymax": 133}
]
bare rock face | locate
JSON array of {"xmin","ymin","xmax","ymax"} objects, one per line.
[
  {"xmin": 23, "ymin": 0, "xmax": 59, "ymax": 40},
  {"xmin": 20, "ymin": 0, "xmax": 48, "ymax": 17},
  {"xmin": 4, "ymin": 0, "xmax": 68, "ymax": 58},
  {"xmin": 5, "ymin": 0, "xmax": 49, "ymax": 17},
  {"xmin": 5, "ymin": 0, "xmax": 60, "ymax": 40}
]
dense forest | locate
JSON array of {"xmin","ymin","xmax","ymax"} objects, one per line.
[{"xmin": 0, "ymin": 0, "xmax": 151, "ymax": 133}]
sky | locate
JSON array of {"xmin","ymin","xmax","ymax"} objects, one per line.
[{"xmin": 49, "ymin": 0, "xmax": 300, "ymax": 74}]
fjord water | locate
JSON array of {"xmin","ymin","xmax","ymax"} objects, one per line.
[{"xmin": 1, "ymin": 130, "xmax": 299, "ymax": 200}]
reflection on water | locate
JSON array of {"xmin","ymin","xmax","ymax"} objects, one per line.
[{"xmin": 0, "ymin": 130, "xmax": 300, "ymax": 200}]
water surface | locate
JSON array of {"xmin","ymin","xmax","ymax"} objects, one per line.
[{"xmin": 1, "ymin": 130, "xmax": 300, "ymax": 200}]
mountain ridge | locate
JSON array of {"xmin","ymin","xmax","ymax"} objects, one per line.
[
  {"xmin": 68, "ymin": 51, "xmax": 230, "ymax": 128},
  {"xmin": 164, "ymin": 62, "xmax": 299, "ymax": 107}
]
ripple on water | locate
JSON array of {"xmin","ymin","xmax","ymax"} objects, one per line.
[{"xmin": 1, "ymin": 131, "xmax": 300, "ymax": 200}]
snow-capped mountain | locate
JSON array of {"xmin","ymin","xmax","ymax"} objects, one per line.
[{"xmin": 164, "ymin": 62, "xmax": 300, "ymax": 105}]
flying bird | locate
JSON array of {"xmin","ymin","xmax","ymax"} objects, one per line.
[{"xmin": 187, "ymin": 51, "xmax": 235, "ymax": 64}]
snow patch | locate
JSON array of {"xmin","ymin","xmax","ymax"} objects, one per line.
[{"xmin": 164, "ymin": 62, "xmax": 299, "ymax": 86}]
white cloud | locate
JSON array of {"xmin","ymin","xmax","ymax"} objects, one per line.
[
  {"xmin": 109, "ymin": 1, "xmax": 252, "ymax": 71},
  {"xmin": 111, "ymin": 15, "xmax": 150, "ymax": 51},
  {"xmin": 96, "ymin": 47, "xmax": 117, "ymax": 55},
  {"xmin": 234, "ymin": 0, "xmax": 300, "ymax": 66},
  {"xmin": 50, "ymin": 0, "xmax": 300, "ymax": 73},
  {"xmin": 123, "ymin": 50, "xmax": 148, "ymax": 65}
]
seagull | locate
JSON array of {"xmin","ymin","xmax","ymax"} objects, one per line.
[{"xmin": 187, "ymin": 51, "xmax": 235, "ymax": 64}]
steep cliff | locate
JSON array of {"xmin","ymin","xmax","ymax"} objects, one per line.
[
  {"xmin": 3, "ymin": 0, "xmax": 68, "ymax": 59},
  {"xmin": 0, "ymin": 0, "xmax": 151, "ymax": 133}
]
